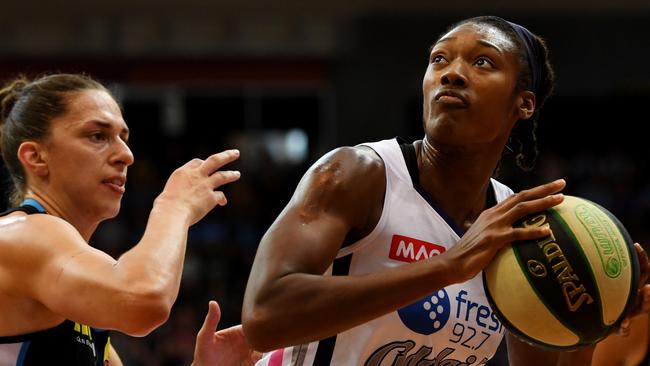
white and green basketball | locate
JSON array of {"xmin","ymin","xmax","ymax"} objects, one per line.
[{"xmin": 483, "ymin": 195, "xmax": 639, "ymax": 349}]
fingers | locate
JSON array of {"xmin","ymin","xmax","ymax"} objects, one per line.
[
  {"xmin": 185, "ymin": 158, "xmax": 204, "ymax": 169},
  {"xmin": 507, "ymin": 225, "xmax": 552, "ymax": 242},
  {"xmin": 213, "ymin": 191, "xmax": 227, "ymax": 207},
  {"xmin": 620, "ymin": 245, "xmax": 650, "ymax": 322},
  {"xmin": 633, "ymin": 243, "xmax": 650, "ymax": 316},
  {"xmin": 209, "ymin": 170, "xmax": 241, "ymax": 190},
  {"xmin": 635, "ymin": 243, "xmax": 650, "ymax": 287},
  {"xmin": 615, "ymin": 285, "xmax": 650, "ymax": 337},
  {"xmin": 499, "ymin": 179, "xmax": 566, "ymax": 213},
  {"xmin": 504, "ymin": 194, "xmax": 564, "ymax": 224},
  {"xmin": 200, "ymin": 149, "xmax": 240, "ymax": 176},
  {"xmin": 641, "ymin": 284, "xmax": 650, "ymax": 314},
  {"xmin": 617, "ymin": 317, "xmax": 631, "ymax": 336},
  {"xmin": 197, "ymin": 301, "xmax": 221, "ymax": 338}
]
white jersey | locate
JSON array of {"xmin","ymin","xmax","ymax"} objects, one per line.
[{"xmin": 257, "ymin": 138, "xmax": 514, "ymax": 366}]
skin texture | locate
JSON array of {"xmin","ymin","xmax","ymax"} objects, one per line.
[
  {"xmin": 0, "ymin": 88, "xmax": 241, "ymax": 362},
  {"xmin": 192, "ymin": 301, "xmax": 261, "ymax": 366},
  {"xmin": 592, "ymin": 313, "xmax": 650, "ymax": 366},
  {"xmin": 108, "ymin": 345, "xmax": 123, "ymax": 366},
  {"xmin": 242, "ymin": 23, "xmax": 650, "ymax": 365}
]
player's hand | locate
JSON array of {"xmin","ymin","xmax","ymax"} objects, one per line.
[
  {"xmin": 616, "ymin": 243, "xmax": 650, "ymax": 336},
  {"xmin": 157, "ymin": 150, "xmax": 241, "ymax": 225},
  {"xmin": 445, "ymin": 179, "xmax": 566, "ymax": 283},
  {"xmin": 192, "ymin": 301, "xmax": 261, "ymax": 366}
]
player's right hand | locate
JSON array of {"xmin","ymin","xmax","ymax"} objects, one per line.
[
  {"xmin": 444, "ymin": 178, "xmax": 566, "ymax": 283},
  {"xmin": 157, "ymin": 149, "xmax": 241, "ymax": 225}
]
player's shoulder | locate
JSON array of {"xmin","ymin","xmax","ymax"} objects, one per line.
[
  {"xmin": 0, "ymin": 212, "xmax": 84, "ymax": 254},
  {"xmin": 309, "ymin": 144, "xmax": 385, "ymax": 183},
  {"xmin": 295, "ymin": 144, "xmax": 387, "ymax": 227}
]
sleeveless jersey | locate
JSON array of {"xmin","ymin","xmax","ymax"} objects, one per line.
[
  {"xmin": 257, "ymin": 138, "xmax": 515, "ymax": 366},
  {"xmin": 0, "ymin": 200, "xmax": 111, "ymax": 366}
]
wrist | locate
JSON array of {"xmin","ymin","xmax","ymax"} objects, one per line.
[
  {"xmin": 152, "ymin": 195, "xmax": 192, "ymax": 225},
  {"xmin": 437, "ymin": 251, "xmax": 468, "ymax": 284}
]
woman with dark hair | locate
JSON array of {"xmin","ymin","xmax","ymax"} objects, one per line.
[
  {"xmin": 242, "ymin": 16, "xmax": 650, "ymax": 365},
  {"xmin": 0, "ymin": 73, "xmax": 242, "ymax": 365}
]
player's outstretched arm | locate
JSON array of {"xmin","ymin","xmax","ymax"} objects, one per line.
[{"xmin": 1, "ymin": 150, "xmax": 240, "ymax": 336}]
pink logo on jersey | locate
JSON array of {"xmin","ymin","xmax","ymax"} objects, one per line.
[{"xmin": 389, "ymin": 235, "xmax": 445, "ymax": 263}]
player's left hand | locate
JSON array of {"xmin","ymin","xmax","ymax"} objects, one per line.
[
  {"xmin": 192, "ymin": 301, "xmax": 262, "ymax": 366},
  {"xmin": 616, "ymin": 243, "xmax": 650, "ymax": 336}
]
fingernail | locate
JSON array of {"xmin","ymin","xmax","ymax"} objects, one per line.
[
  {"xmin": 231, "ymin": 149, "xmax": 240, "ymax": 156},
  {"xmin": 554, "ymin": 193, "xmax": 564, "ymax": 200}
]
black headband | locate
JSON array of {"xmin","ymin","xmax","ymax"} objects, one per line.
[{"xmin": 506, "ymin": 20, "xmax": 542, "ymax": 97}]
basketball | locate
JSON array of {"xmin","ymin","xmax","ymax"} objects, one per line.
[{"xmin": 483, "ymin": 195, "xmax": 640, "ymax": 349}]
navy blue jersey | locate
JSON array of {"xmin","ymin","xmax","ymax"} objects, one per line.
[{"xmin": 0, "ymin": 201, "xmax": 111, "ymax": 366}]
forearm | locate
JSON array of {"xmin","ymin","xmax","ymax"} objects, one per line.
[
  {"xmin": 244, "ymin": 253, "xmax": 460, "ymax": 351},
  {"xmin": 115, "ymin": 198, "xmax": 192, "ymax": 306}
]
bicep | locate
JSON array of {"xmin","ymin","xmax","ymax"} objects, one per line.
[
  {"xmin": 10, "ymin": 217, "xmax": 130, "ymax": 326},
  {"xmin": 259, "ymin": 202, "xmax": 352, "ymax": 278},
  {"xmin": 247, "ymin": 146, "xmax": 385, "ymax": 294}
]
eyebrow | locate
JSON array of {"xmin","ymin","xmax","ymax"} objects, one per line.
[
  {"xmin": 477, "ymin": 40, "xmax": 503, "ymax": 54},
  {"xmin": 433, "ymin": 36, "xmax": 503, "ymax": 54}
]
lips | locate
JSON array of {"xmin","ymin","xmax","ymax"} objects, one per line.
[
  {"xmin": 103, "ymin": 175, "xmax": 126, "ymax": 194},
  {"xmin": 434, "ymin": 90, "xmax": 469, "ymax": 108}
]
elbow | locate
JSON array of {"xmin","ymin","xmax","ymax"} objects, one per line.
[
  {"xmin": 123, "ymin": 303, "xmax": 170, "ymax": 337},
  {"xmin": 117, "ymin": 287, "xmax": 173, "ymax": 337},
  {"xmin": 242, "ymin": 304, "xmax": 281, "ymax": 353}
]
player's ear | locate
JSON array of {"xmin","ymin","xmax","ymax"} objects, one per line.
[
  {"xmin": 518, "ymin": 91, "xmax": 536, "ymax": 120},
  {"xmin": 17, "ymin": 141, "xmax": 49, "ymax": 177}
]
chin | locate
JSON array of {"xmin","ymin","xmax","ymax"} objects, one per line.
[{"xmin": 98, "ymin": 202, "xmax": 122, "ymax": 221}]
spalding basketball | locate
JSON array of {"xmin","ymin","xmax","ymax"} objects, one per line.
[{"xmin": 483, "ymin": 195, "xmax": 639, "ymax": 349}]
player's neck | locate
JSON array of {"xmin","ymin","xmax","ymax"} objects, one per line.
[
  {"xmin": 416, "ymin": 138, "xmax": 502, "ymax": 228},
  {"xmin": 23, "ymin": 189, "xmax": 98, "ymax": 241}
]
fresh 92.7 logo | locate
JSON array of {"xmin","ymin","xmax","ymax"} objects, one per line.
[
  {"xmin": 397, "ymin": 289, "xmax": 451, "ymax": 335},
  {"xmin": 397, "ymin": 289, "xmax": 504, "ymax": 351}
]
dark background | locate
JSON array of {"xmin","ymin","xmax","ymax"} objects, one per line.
[{"xmin": 0, "ymin": 0, "xmax": 649, "ymax": 364}]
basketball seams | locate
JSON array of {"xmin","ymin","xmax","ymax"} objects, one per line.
[
  {"xmin": 510, "ymin": 242, "xmax": 584, "ymax": 345},
  {"xmin": 485, "ymin": 247, "xmax": 580, "ymax": 349},
  {"xmin": 563, "ymin": 197, "xmax": 635, "ymax": 326},
  {"xmin": 547, "ymin": 205, "xmax": 607, "ymax": 341},
  {"xmin": 586, "ymin": 199, "xmax": 640, "ymax": 325}
]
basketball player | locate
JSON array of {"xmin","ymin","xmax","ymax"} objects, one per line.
[
  {"xmin": 242, "ymin": 16, "xmax": 650, "ymax": 365},
  {"xmin": 0, "ymin": 73, "xmax": 241, "ymax": 365}
]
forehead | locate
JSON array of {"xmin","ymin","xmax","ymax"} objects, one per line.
[
  {"xmin": 435, "ymin": 22, "xmax": 516, "ymax": 53},
  {"xmin": 54, "ymin": 89, "xmax": 127, "ymax": 131}
]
